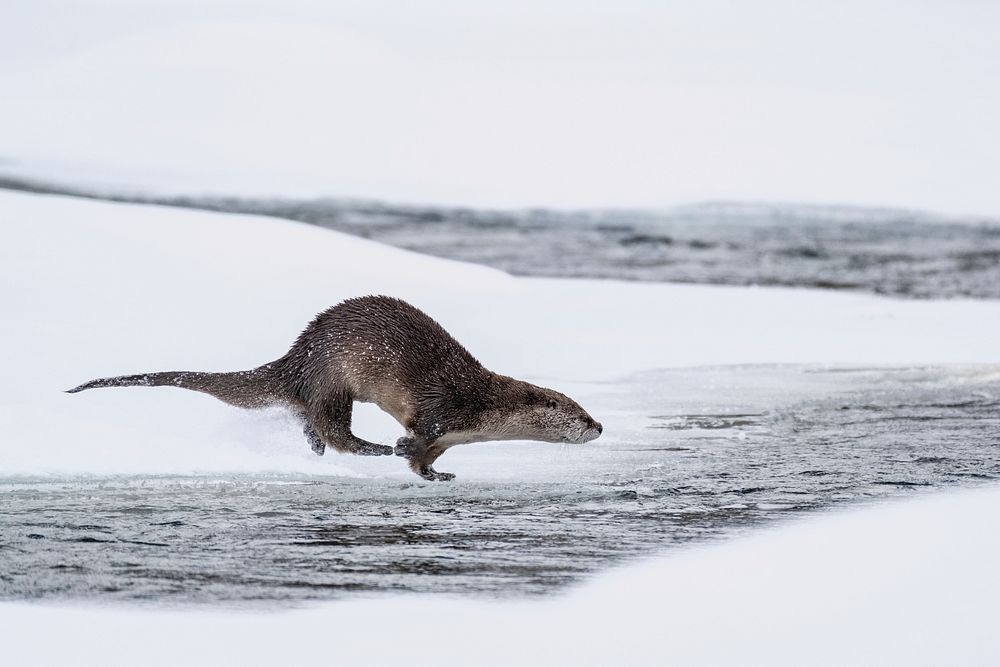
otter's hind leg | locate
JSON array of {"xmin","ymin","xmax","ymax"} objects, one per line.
[{"xmin": 306, "ymin": 395, "xmax": 393, "ymax": 457}]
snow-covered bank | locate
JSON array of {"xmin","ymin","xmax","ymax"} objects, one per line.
[
  {"xmin": 3, "ymin": 2, "xmax": 1000, "ymax": 213},
  {"xmin": 4, "ymin": 484, "xmax": 999, "ymax": 666},
  {"xmin": 2, "ymin": 189, "xmax": 998, "ymax": 478}
]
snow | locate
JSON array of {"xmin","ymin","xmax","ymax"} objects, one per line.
[
  {"xmin": 2, "ymin": 1, "xmax": 1000, "ymax": 214},
  {"xmin": 2, "ymin": 189, "xmax": 1000, "ymax": 663},
  {"xmin": 3, "ymin": 484, "xmax": 1000, "ymax": 666}
]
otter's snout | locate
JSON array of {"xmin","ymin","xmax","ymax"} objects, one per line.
[{"xmin": 576, "ymin": 418, "xmax": 603, "ymax": 443}]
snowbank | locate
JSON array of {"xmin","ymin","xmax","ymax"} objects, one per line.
[
  {"xmin": 2, "ymin": 2, "xmax": 1000, "ymax": 213},
  {"xmin": 2, "ymin": 189, "xmax": 998, "ymax": 478},
  {"xmin": 4, "ymin": 484, "xmax": 999, "ymax": 666}
]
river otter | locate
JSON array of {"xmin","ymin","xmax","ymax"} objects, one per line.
[{"xmin": 67, "ymin": 296, "xmax": 603, "ymax": 480}]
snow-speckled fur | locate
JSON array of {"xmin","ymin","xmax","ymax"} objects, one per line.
[{"xmin": 68, "ymin": 296, "xmax": 602, "ymax": 480}]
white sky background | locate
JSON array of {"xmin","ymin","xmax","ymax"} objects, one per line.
[{"xmin": 1, "ymin": 0, "xmax": 998, "ymax": 213}]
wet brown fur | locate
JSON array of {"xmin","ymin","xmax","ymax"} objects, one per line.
[{"xmin": 67, "ymin": 296, "xmax": 602, "ymax": 480}]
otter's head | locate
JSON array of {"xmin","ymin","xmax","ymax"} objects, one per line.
[{"xmin": 495, "ymin": 380, "xmax": 603, "ymax": 444}]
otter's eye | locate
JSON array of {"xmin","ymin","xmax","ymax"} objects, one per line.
[{"xmin": 546, "ymin": 399, "xmax": 558, "ymax": 409}]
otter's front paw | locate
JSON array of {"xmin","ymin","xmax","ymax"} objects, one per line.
[
  {"xmin": 417, "ymin": 466, "xmax": 456, "ymax": 482},
  {"xmin": 395, "ymin": 436, "xmax": 417, "ymax": 457}
]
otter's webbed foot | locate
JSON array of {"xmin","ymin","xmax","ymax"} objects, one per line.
[
  {"xmin": 304, "ymin": 424, "xmax": 325, "ymax": 456},
  {"xmin": 417, "ymin": 465, "xmax": 456, "ymax": 482}
]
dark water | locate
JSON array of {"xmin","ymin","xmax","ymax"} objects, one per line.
[
  {"xmin": 3, "ymin": 175, "xmax": 1000, "ymax": 299},
  {"xmin": 2, "ymin": 365, "xmax": 998, "ymax": 606}
]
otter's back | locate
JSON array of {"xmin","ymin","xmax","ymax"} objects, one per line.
[{"xmin": 291, "ymin": 296, "xmax": 486, "ymax": 402}]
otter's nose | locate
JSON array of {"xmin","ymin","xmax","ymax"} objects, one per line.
[{"xmin": 592, "ymin": 421, "xmax": 603, "ymax": 434}]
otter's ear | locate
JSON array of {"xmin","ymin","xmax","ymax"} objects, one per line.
[{"xmin": 546, "ymin": 398, "xmax": 558, "ymax": 409}]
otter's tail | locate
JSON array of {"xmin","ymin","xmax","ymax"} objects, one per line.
[{"xmin": 66, "ymin": 366, "xmax": 284, "ymax": 409}]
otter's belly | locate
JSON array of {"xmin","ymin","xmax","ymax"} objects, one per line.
[
  {"xmin": 353, "ymin": 384, "xmax": 413, "ymax": 428},
  {"xmin": 434, "ymin": 431, "xmax": 500, "ymax": 447}
]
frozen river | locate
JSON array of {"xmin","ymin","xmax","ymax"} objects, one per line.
[
  {"xmin": 4, "ymin": 365, "xmax": 998, "ymax": 606},
  {"xmin": 3, "ymin": 177, "xmax": 1000, "ymax": 299}
]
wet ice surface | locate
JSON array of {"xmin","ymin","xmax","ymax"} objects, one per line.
[
  {"xmin": 2, "ymin": 365, "xmax": 999, "ymax": 606},
  {"xmin": 4, "ymin": 176, "xmax": 1000, "ymax": 299}
]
